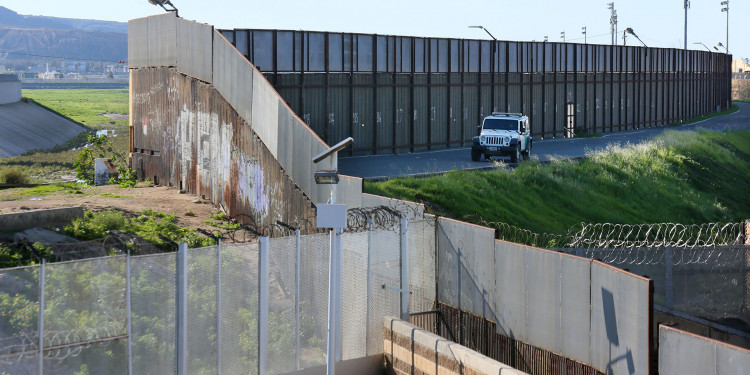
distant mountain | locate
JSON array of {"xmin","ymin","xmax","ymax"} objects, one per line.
[
  {"xmin": 0, "ymin": 7, "xmax": 127, "ymax": 34},
  {"xmin": 0, "ymin": 7, "xmax": 127, "ymax": 63}
]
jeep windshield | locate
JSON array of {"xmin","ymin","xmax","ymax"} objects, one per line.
[{"xmin": 483, "ymin": 118, "xmax": 518, "ymax": 131}]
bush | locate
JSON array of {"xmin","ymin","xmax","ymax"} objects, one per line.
[{"xmin": 0, "ymin": 167, "xmax": 30, "ymax": 185}]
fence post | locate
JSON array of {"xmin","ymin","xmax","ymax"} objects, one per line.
[
  {"xmin": 365, "ymin": 216, "xmax": 373, "ymax": 356},
  {"xmin": 665, "ymin": 247, "xmax": 673, "ymax": 309},
  {"xmin": 335, "ymin": 228, "xmax": 343, "ymax": 362},
  {"xmin": 176, "ymin": 243, "xmax": 188, "ymax": 375},
  {"xmin": 38, "ymin": 260, "xmax": 45, "ymax": 375},
  {"xmin": 126, "ymin": 253, "xmax": 132, "ymax": 375},
  {"xmin": 216, "ymin": 239, "xmax": 222, "ymax": 375},
  {"xmin": 400, "ymin": 216, "xmax": 410, "ymax": 321},
  {"xmin": 259, "ymin": 236, "xmax": 269, "ymax": 375},
  {"xmin": 295, "ymin": 229, "xmax": 301, "ymax": 370}
]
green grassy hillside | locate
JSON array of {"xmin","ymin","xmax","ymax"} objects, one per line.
[{"xmin": 365, "ymin": 130, "xmax": 750, "ymax": 234}]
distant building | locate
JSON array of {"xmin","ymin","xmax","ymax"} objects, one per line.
[
  {"xmin": 0, "ymin": 74, "xmax": 21, "ymax": 105},
  {"xmin": 732, "ymin": 59, "xmax": 750, "ymax": 74}
]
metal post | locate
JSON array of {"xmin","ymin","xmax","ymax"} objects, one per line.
[
  {"xmin": 38, "ymin": 260, "xmax": 45, "ymax": 375},
  {"xmin": 365, "ymin": 215, "xmax": 373, "ymax": 355},
  {"xmin": 126, "ymin": 253, "xmax": 132, "ymax": 375},
  {"xmin": 176, "ymin": 243, "xmax": 188, "ymax": 375},
  {"xmin": 295, "ymin": 229, "xmax": 301, "ymax": 370},
  {"xmin": 259, "ymin": 236, "xmax": 269, "ymax": 375},
  {"xmin": 400, "ymin": 217, "xmax": 410, "ymax": 321},
  {"xmin": 326, "ymin": 229, "xmax": 337, "ymax": 375},
  {"xmin": 665, "ymin": 247, "xmax": 673, "ymax": 309},
  {"xmin": 684, "ymin": 0, "xmax": 689, "ymax": 50},
  {"xmin": 216, "ymin": 239, "xmax": 222, "ymax": 375},
  {"xmin": 335, "ymin": 227, "xmax": 343, "ymax": 362}
]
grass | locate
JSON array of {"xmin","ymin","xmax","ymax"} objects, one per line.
[
  {"xmin": 22, "ymin": 89, "xmax": 129, "ymax": 127},
  {"xmin": 0, "ymin": 89, "xmax": 130, "ymax": 182},
  {"xmin": 365, "ymin": 129, "xmax": 750, "ymax": 234},
  {"xmin": 0, "ymin": 182, "xmax": 87, "ymax": 201}
]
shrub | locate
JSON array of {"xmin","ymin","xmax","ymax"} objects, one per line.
[{"xmin": 0, "ymin": 167, "xmax": 30, "ymax": 185}]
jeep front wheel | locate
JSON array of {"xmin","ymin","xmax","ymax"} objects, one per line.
[
  {"xmin": 522, "ymin": 141, "xmax": 532, "ymax": 160},
  {"xmin": 471, "ymin": 149, "xmax": 481, "ymax": 161},
  {"xmin": 510, "ymin": 144, "xmax": 520, "ymax": 163}
]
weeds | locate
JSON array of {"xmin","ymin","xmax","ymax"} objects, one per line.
[{"xmin": 0, "ymin": 167, "xmax": 30, "ymax": 185}]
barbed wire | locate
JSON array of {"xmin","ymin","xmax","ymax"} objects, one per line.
[{"xmin": 568, "ymin": 222, "xmax": 745, "ymax": 249}]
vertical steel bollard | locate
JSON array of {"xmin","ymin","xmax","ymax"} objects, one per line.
[
  {"xmin": 665, "ymin": 247, "xmax": 673, "ymax": 309},
  {"xmin": 400, "ymin": 217, "xmax": 410, "ymax": 321},
  {"xmin": 38, "ymin": 260, "xmax": 45, "ymax": 375},
  {"xmin": 176, "ymin": 243, "xmax": 188, "ymax": 375},
  {"xmin": 295, "ymin": 229, "xmax": 301, "ymax": 370},
  {"xmin": 335, "ymin": 228, "xmax": 343, "ymax": 362},
  {"xmin": 126, "ymin": 253, "xmax": 132, "ymax": 375},
  {"xmin": 216, "ymin": 239, "xmax": 222, "ymax": 375},
  {"xmin": 259, "ymin": 236, "xmax": 269, "ymax": 375}
]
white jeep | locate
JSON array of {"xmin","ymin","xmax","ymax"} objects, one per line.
[{"xmin": 471, "ymin": 112, "xmax": 532, "ymax": 163}]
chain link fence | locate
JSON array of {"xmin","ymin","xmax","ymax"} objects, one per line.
[{"xmin": 0, "ymin": 207, "xmax": 435, "ymax": 374}]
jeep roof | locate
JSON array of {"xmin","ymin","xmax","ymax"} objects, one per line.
[{"xmin": 481, "ymin": 112, "xmax": 528, "ymax": 131}]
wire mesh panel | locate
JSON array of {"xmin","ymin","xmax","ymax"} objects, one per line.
[
  {"xmin": 368, "ymin": 226, "xmax": 401, "ymax": 354},
  {"xmin": 341, "ymin": 231, "xmax": 368, "ymax": 360},
  {"xmin": 131, "ymin": 253, "xmax": 176, "ymax": 375},
  {"xmin": 268, "ymin": 236, "xmax": 297, "ymax": 374},
  {"xmin": 408, "ymin": 217, "xmax": 437, "ymax": 313},
  {"xmin": 0, "ymin": 266, "xmax": 39, "ymax": 374},
  {"xmin": 298, "ymin": 233, "xmax": 329, "ymax": 368},
  {"xmin": 44, "ymin": 337, "xmax": 127, "ymax": 375},
  {"xmin": 187, "ymin": 246, "xmax": 218, "ymax": 374},
  {"xmin": 219, "ymin": 242, "xmax": 259, "ymax": 375},
  {"xmin": 43, "ymin": 257, "xmax": 126, "ymax": 352}
]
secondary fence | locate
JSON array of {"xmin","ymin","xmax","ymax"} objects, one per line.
[
  {"xmin": 220, "ymin": 29, "xmax": 731, "ymax": 155},
  {"xmin": 490, "ymin": 220, "xmax": 750, "ymax": 332},
  {"xmin": 410, "ymin": 303, "xmax": 604, "ymax": 375},
  {"xmin": 0, "ymin": 211, "xmax": 436, "ymax": 374}
]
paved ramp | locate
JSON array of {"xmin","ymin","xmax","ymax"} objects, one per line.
[{"xmin": 0, "ymin": 101, "xmax": 85, "ymax": 157}]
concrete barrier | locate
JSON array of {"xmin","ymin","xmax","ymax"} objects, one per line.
[
  {"xmin": 384, "ymin": 317, "xmax": 527, "ymax": 375},
  {"xmin": 0, "ymin": 207, "xmax": 84, "ymax": 232}
]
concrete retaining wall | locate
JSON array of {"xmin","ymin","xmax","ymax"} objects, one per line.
[
  {"xmin": 0, "ymin": 207, "xmax": 84, "ymax": 231},
  {"xmin": 0, "ymin": 75, "xmax": 21, "ymax": 105},
  {"xmin": 0, "ymin": 101, "xmax": 85, "ymax": 158},
  {"xmin": 384, "ymin": 317, "xmax": 527, "ymax": 375},
  {"xmin": 659, "ymin": 324, "xmax": 750, "ymax": 374}
]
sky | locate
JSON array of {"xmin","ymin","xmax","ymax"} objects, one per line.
[{"xmin": 3, "ymin": 0, "xmax": 747, "ymax": 60}]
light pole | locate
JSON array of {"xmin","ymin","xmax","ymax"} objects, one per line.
[
  {"xmin": 684, "ymin": 0, "xmax": 690, "ymax": 50},
  {"xmin": 716, "ymin": 42, "xmax": 727, "ymax": 54},
  {"xmin": 582, "ymin": 26, "xmax": 587, "ymax": 44},
  {"xmin": 312, "ymin": 137, "xmax": 354, "ymax": 375},
  {"xmin": 721, "ymin": 1, "xmax": 729, "ymax": 54},
  {"xmin": 625, "ymin": 28, "xmax": 647, "ymax": 48},
  {"xmin": 693, "ymin": 42, "xmax": 711, "ymax": 52},
  {"xmin": 608, "ymin": 2, "xmax": 617, "ymax": 46},
  {"xmin": 561, "ymin": 31, "xmax": 566, "ymax": 42},
  {"xmin": 469, "ymin": 26, "xmax": 497, "ymax": 111}
]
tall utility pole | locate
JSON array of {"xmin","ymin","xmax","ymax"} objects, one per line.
[
  {"xmin": 608, "ymin": 3, "xmax": 617, "ymax": 46},
  {"xmin": 561, "ymin": 31, "xmax": 566, "ymax": 42},
  {"xmin": 582, "ymin": 26, "xmax": 587, "ymax": 44},
  {"xmin": 684, "ymin": 0, "xmax": 690, "ymax": 50},
  {"xmin": 721, "ymin": 1, "xmax": 729, "ymax": 54}
]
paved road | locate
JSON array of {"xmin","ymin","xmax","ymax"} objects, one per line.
[{"xmin": 339, "ymin": 102, "xmax": 750, "ymax": 179}]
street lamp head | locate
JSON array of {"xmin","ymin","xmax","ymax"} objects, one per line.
[
  {"xmin": 468, "ymin": 26, "xmax": 483, "ymax": 29},
  {"xmin": 148, "ymin": 0, "xmax": 178, "ymax": 13},
  {"xmin": 313, "ymin": 170, "xmax": 339, "ymax": 185},
  {"xmin": 625, "ymin": 27, "xmax": 636, "ymax": 36}
]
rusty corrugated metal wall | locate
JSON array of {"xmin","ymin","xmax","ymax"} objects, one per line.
[{"xmin": 130, "ymin": 67, "xmax": 317, "ymax": 233}]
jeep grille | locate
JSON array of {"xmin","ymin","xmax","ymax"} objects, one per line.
[{"xmin": 484, "ymin": 136, "xmax": 509, "ymax": 146}]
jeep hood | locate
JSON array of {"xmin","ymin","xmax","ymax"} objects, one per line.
[{"xmin": 481, "ymin": 129, "xmax": 518, "ymax": 136}]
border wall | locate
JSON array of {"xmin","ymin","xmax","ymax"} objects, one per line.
[
  {"xmin": 128, "ymin": 14, "xmax": 363, "ymax": 231},
  {"xmin": 435, "ymin": 218, "xmax": 654, "ymax": 375},
  {"xmin": 219, "ymin": 29, "xmax": 732, "ymax": 155},
  {"xmin": 659, "ymin": 324, "xmax": 750, "ymax": 374}
]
